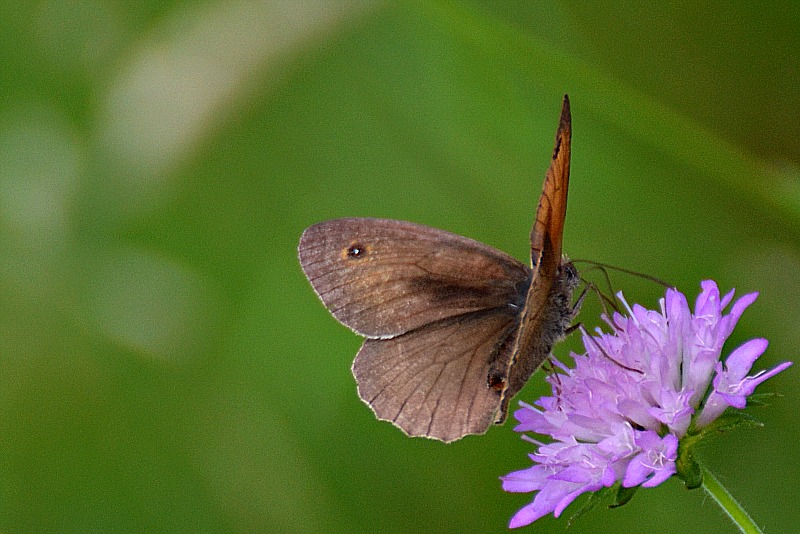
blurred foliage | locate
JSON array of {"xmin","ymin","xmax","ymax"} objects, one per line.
[{"xmin": 0, "ymin": 1, "xmax": 797, "ymax": 532}]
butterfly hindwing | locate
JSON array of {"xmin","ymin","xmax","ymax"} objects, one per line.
[{"xmin": 352, "ymin": 308, "xmax": 519, "ymax": 442}]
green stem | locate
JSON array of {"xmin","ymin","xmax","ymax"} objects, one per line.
[{"xmin": 700, "ymin": 464, "xmax": 762, "ymax": 534}]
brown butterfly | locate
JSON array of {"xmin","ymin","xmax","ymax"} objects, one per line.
[{"xmin": 298, "ymin": 95, "xmax": 578, "ymax": 442}]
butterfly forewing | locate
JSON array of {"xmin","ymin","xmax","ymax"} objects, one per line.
[
  {"xmin": 298, "ymin": 218, "xmax": 531, "ymax": 338},
  {"xmin": 530, "ymin": 95, "xmax": 571, "ymax": 264},
  {"xmin": 500, "ymin": 95, "xmax": 577, "ymax": 412}
]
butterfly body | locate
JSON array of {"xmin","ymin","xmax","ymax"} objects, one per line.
[
  {"xmin": 498, "ymin": 260, "xmax": 578, "ymax": 417},
  {"xmin": 298, "ymin": 96, "xmax": 576, "ymax": 442}
]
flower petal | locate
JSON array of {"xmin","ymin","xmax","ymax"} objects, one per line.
[{"xmin": 723, "ymin": 338, "xmax": 769, "ymax": 381}]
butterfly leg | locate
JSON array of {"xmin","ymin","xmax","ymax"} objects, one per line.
[
  {"xmin": 560, "ymin": 282, "xmax": 590, "ymax": 338},
  {"xmin": 582, "ymin": 330, "xmax": 643, "ymax": 374},
  {"xmin": 564, "ymin": 322, "xmax": 582, "ymax": 337},
  {"xmin": 571, "ymin": 283, "xmax": 588, "ymax": 317}
]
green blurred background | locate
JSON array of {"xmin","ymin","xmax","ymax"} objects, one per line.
[{"xmin": 1, "ymin": 1, "xmax": 797, "ymax": 532}]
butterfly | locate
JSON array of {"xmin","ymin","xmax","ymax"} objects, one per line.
[{"xmin": 298, "ymin": 95, "xmax": 578, "ymax": 442}]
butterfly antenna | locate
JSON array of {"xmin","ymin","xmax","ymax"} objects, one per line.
[
  {"xmin": 572, "ymin": 259, "xmax": 674, "ymax": 289},
  {"xmin": 593, "ymin": 262, "xmax": 617, "ymax": 299}
]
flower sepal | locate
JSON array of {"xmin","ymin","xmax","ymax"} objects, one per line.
[
  {"xmin": 676, "ymin": 436, "xmax": 703, "ymax": 489},
  {"xmin": 609, "ymin": 485, "xmax": 640, "ymax": 508},
  {"xmin": 693, "ymin": 410, "xmax": 765, "ymax": 438},
  {"xmin": 565, "ymin": 484, "xmax": 641, "ymax": 527},
  {"xmin": 738, "ymin": 392, "xmax": 781, "ymax": 408},
  {"xmin": 564, "ymin": 486, "xmax": 609, "ymax": 526},
  {"xmin": 676, "ymin": 410, "xmax": 765, "ymax": 490}
]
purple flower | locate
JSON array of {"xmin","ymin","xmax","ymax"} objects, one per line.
[{"xmin": 502, "ymin": 281, "xmax": 792, "ymax": 528}]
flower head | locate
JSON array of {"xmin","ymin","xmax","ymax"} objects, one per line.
[{"xmin": 502, "ymin": 281, "xmax": 792, "ymax": 528}]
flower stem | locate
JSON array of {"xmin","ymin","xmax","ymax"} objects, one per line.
[{"xmin": 701, "ymin": 464, "xmax": 762, "ymax": 534}]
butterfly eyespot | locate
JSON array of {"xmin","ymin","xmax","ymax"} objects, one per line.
[
  {"xmin": 344, "ymin": 243, "xmax": 368, "ymax": 259},
  {"xmin": 487, "ymin": 373, "xmax": 506, "ymax": 391}
]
